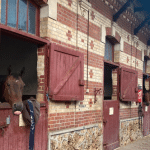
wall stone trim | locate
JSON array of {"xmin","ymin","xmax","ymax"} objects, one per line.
[{"xmin": 120, "ymin": 118, "xmax": 143, "ymax": 146}]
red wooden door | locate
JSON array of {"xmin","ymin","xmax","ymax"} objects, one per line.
[
  {"xmin": 103, "ymin": 62, "xmax": 119, "ymax": 150},
  {"xmin": 103, "ymin": 101, "xmax": 119, "ymax": 150},
  {"xmin": 0, "ymin": 106, "xmax": 47, "ymax": 150},
  {"xmin": 120, "ymin": 67, "xmax": 138, "ymax": 102},
  {"xmin": 48, "ymin": 43, "xmax": 84, "ymax": 101}
]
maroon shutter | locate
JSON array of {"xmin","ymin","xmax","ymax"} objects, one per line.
[
  {"xmin": 120, "ymin": 67, "xmax": 138, "ymax": 101},
  {"xmin": 48, "ymin": 43, "xmax": 84, "ymax": 101}
]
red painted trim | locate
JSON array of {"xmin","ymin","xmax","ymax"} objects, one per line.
[
  {"xmin": 4, "ymin": 0, "xmax": 40, "ymax": 35},
  {"xmin": 0, "ymin": 23, "xmax": 48, "ymax": 44}
]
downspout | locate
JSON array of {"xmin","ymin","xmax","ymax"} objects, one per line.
[{"xmin": 87, "ymin": 0, "xmax": 90, "ymax": 90}]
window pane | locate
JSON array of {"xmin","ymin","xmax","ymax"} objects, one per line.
[
  {"xmin": 18, "ymin": 0, "xmax": 27, "ymax": 31},
  {"xmin": 1, "ymin": 0, "xmax": 6, "ymax": 24},
  {"xmin": 8, "ymin": 0, "xmax": 17, "ymax": 28},
  {"xmin": 104, "ymin": 39, "xmax": 113, "ymax": 61},
  {"xmin": 28, "ymin": 2, "xmax": 36, "ymax": 34}
]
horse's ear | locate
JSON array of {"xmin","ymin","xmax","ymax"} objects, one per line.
[
  {"xmin": 20, "ymin": 67, "xmax": 25, "ymax": 77},
  {"xmin": 8, "ymin": 65, "xmax": 12, "ymax": 75}
]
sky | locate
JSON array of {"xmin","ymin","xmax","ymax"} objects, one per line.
[{"xmin": 137, "ymin": 0, "xmax": 150, "ymax": 16}]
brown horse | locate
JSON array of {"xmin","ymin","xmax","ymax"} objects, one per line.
[{"xmin": 1, "ymin": 67, "xmax": 25, "ymax": 115}]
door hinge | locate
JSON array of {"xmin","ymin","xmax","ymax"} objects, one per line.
[{"xmin": 46, "ymin": 93, "xmax": 50, "ymax": 102}]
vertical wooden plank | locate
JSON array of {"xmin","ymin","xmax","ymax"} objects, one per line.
[
  {"xmin": 34, "ymin": 108, "xmax": 43, "ymax": 149},
  {"xmin": 0, "ymin": 110, "xmax": 4, "ymax": 150},
  {"xmin": 26, "ymin": 124, "xmax": 30, "ymax": 150},
  {"xmin": 3, "ymin": 109, "xmax": 9, "ymax": 150},
  {"xmin": 17, "ymin": 126, "xmax": 27, "ymax": 150},
  {"xmin": 41, "ymin": 108, "xmax": 47, "ymax": 150}
]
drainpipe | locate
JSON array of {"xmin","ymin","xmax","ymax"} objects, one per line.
[{"xmin": 87, "ymin": 0, "xmax": 90, "ymax": 90}]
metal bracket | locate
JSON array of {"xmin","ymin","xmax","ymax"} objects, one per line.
[
  {"xmin": 46, "ymin": 93, "xmax": 50, "ymax": 102},
  {"xmin": 94, "ymin": 88, "xmax": 103, "ymax": 103}
]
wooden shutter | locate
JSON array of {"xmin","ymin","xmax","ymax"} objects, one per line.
[
  {"xmin": 48, "ymin": 43, "xmax": 84, "ymax": 101},
  {"xmin": 120, "ymin": 67, "xmax": 138, "ymax": 101}
]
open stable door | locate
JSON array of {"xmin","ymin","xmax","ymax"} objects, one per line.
[
  {"xmin": 103, "ymin": 61, "xmax": 119, "ymax": 150},
  {"xmin": 120, "ymin": 67, "xmax": 138, "ymax": 102},
  {"xmin": 48, "ymin": 43, "xmax": 84, "ymax": 101}
]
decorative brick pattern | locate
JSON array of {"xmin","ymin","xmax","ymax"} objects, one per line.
[
  {"xmin": 89, "ymin": 99, "xmax": 93, "ymax": 107},
  {"xmin": 57, "ymin": 4, "xmax": 101, "ymax": 41},
  {"xmin": 91, "ymin": 11, "xmax": 95, "ymax": 20},
  {"xmin": 66, "ymin": 30, "xmax": 72, "ymax": 41},
  {"xmin": 67, "ymin": 0, "xmax": 72, "ymax": 7},
  {"xmin": 90, "ymin": 40, "xmax": 94, "ymax": 49},
  {"xmin": 127, "ymin": 56, "xmax": 129, "ymax": 63},
  {"xmin": 89, "ymin": 69, "xmax": 93, "ymax": 78}
]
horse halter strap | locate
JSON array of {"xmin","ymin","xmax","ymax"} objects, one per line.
[{"xmin": 27, "ymin": 100, "xmax": 35, "ymax": 150}]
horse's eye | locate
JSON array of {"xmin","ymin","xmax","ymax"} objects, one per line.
[{"xmin": 7, "ymin": 83, "xmax": 10, "ymax": 86}]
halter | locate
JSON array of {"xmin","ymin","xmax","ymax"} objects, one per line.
[{"xmin": 27, "ymin": 100, "xmax": 35, "ymax": 150}]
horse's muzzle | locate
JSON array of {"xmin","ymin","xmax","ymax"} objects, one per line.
[{"xmin": 13, "ymin": 102, "xmax": 23, "ymax": 115}]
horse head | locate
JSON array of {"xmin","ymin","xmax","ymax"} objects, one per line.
[{"xmin": 3, "ymin": 66, "xmax": 25, "ymax": 115}]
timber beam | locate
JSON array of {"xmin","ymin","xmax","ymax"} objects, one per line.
[{"xmin": 134, "ymin": 18, "xmax": 150, "ymax": 35}]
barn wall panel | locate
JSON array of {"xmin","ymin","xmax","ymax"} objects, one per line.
[{"xmin": 0, "ymin": 108, "xmax": 47, "ymax": 150}]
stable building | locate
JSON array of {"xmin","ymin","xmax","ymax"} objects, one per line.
[{"xmin": 0, "ymin": 0, "xmax": 150, "ymax": 150}]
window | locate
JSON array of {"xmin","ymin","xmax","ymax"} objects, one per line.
[
  {"xmin": 104, "ymin": 39, "xmax": 114, "ymax": 61},
  {"xmin": 1, "ymin": 0, "xmax": 39, "ymax": 35}
]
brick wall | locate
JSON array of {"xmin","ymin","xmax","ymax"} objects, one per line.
[
  {"xmin": 37, "ymin": 46, "xmax": 45, "ymax": 102},
  {"xmin": 39, "ymin": 0, "xmax": 149, "ymax": 129},
  {"xmin": 48, "ymin": 110, "xmax": 102, "ymax": 131},
  {"xmin": 39, "ymin": 0, "xmax": 150, "ymax": 148}
]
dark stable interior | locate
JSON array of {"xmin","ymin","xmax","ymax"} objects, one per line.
[
  {"xmin": 104, "ymin": 65, "xmax": 112, "ymax": 100},
  {"xmin": 0, "ymin": 34, "xmax": 38, "ymax": 102}
]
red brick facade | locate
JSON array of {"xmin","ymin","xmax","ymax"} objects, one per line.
[{"xmin": 48, "ymin": 110, "xmax": 102, "ymax": 131}]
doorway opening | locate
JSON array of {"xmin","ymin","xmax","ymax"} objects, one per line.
[{"xmin": 0, "ymin": 34, "xmax": 38, "ymax": 102}]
